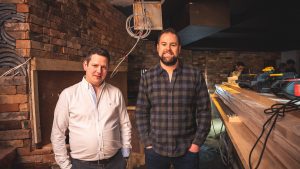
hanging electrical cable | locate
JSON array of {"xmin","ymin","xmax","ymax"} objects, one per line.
[
  {"xmin": 0, "ymin": 57, "xmax": 31, "ymax": 78},
  {"xmin": 110, "ymin": 36, "xmax": 141, "ymax": 78},
  {"xmin": 110, "ymin": 0, "xmax": 154, "ymax": 78}
]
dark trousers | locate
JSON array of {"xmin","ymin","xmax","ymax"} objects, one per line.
[
  {"xmin": 71, "ymin": 150, "xmax": 126, "ymax": 169},
  {"xmin": 145, "ymin": 148, "xmax": 199, "ymax": 169}
]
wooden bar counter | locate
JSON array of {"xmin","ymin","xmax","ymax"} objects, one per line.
[{"xmin": 212, "ymin": 83, "xmax": 300, "ymax": 169}]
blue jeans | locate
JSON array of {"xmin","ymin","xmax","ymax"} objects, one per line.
[
  {"xmin": 145, "ymin": 148, "xmax": 199, "ymax": 169},
  {"xmin": 71, "ymin": 150, "xmax": 126, "ymax": 169}
]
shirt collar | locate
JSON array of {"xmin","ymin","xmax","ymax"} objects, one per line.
[
  {"xmin": 81, "ymin": 76, "xmax": 105, "ymax": 90},
  {"xmin": 155, "ymin": 59, "xmax": 183, "ymax": 75}
]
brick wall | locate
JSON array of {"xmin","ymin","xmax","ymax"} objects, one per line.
[
  {"xmin": 128, "ymin": 41, "xmax": 280, "ymax": 98},
  {"xmin": 0, "ymin": 0, "xmax": 281, "ymax": 168},
  {"xmin": 0, "ymin": 1, "xmax": 31, "ymax": 168},
  {"xmin": 192, "ymin": 51, "xmax": 280, "ymax": 91},
  {"xmin": 26, "ymin": 0, "xmax": 141, "ymax": 65},
  {"xmin": 0, "ymin": 76, "xmax": 30, "ymax": 147},
  {"xmin": 0, "ymin": 0, "xmax": 145, "ymax": 168}
]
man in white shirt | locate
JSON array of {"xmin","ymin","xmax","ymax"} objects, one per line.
[{"xmin": 51, "ymin": 47, "xmax": 132, "ymax": 169}]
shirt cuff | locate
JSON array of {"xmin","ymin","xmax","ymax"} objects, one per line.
[{"xmin": 121, "ymin": 148, "xmax": 131, "ymax": 158}]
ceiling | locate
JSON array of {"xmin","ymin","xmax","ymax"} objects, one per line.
[{"xmin": 110, "ymin": 0, "xmax": 300, "ymax": 51}]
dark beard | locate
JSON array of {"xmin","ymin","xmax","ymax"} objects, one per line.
[{"xmin": 160, "ymin": 56, "xmax": 178, "ymax": 66}]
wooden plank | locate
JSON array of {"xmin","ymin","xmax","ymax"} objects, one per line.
[
  {"xmin": 31, "ymin": 57, "xmax": 127, "ymax": 72},
  {"xmin": 0, "ymin": 129, "xmax": 31, "ymax": 140},
  {"xmin": 211, "ymin": 95, "xmax": 285, "ymax": 169},
  {"xmin": 210, "ymin": 94, "xmax": 240, "ymax": 123},
  {"xmin": 0, "ymin": 112, "xmax": 28, "ymax": 121},
  {"xmin": 0, "ymin": 121, "xmax": 22, "ymax": 130},
  {"xmin": 216, "ymin": 84, "xmax": 300, "ymax": 153},
  {"xmin": 30, "ymin": 70, "xmax": 41, "ymax": 145},
  {"xmin": 215, "ymin": 84, "xmax": 300, "ymax": 168},
  {"xmin": 31, "ymin": 57, "xmax": 83, "ymax": 71}
]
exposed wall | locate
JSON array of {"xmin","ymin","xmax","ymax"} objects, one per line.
[
  {"xmin": 0, "ymin": 0, "xmax": 145, "ymax": 168},
  {"xmin": 128, "ymin": 41, "xmax": 280, "ymax": 100},
  {"xmin": 0, "ymin": 0, "xmax": 282, "ymax": 168},
  {"xmin": 192, "ymin": 51, "xmax": 280, "ymax": 91},
  {"xmin": 26, "ymin": 0, "xmax": 142, "ymax": 63},
  {"xmin": 0, "ymin": 2, "xmax": 32, "ymax": 168}
]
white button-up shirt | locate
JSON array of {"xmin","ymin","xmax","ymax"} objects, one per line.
[{"xmin": 51, "ymin": 77, "xmax": 131, "ymax": 169}]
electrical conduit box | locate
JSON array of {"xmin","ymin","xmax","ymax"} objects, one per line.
[{"xmin": 133, "ymin": 1, "xmax": 163, "ymax": 30}]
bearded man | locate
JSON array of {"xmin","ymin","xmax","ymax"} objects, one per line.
[{"xmin": 135, "ymin": 28, "xmax": 211, "ymax": 169}]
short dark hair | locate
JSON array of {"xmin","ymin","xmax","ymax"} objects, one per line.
[
  {"xmin": 156, "ymin": 28, "xmax": 181, "ymax": 45},
  {"xmin": 85, "ymin": 47, "xmax": 110, "ymax": 63}
]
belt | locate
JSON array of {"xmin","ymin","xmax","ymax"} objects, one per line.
[{"xmin": 73, "ymin": 151, "xmax": 119, "ymax": 165}]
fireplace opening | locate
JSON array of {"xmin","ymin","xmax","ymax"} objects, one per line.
[{"xmin": 38, "ymin": 70, "xmax": 84, "ymax": 146}]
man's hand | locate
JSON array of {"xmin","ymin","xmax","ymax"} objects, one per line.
[{"xmin": 188, "ymin": 144, "xmax": 200, "ymax": 153}]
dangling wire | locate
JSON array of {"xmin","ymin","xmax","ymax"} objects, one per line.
[
  {"xmin": 110, "ymin": 0, "xmax": 152, "ymax": 78},
  {"xmin": 110, "ymin": 37, "xmax": 141, "ymax": 78},
  {"xmin": 0, "ymin": 57, "xmax": 31, "ymax": 78}
]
